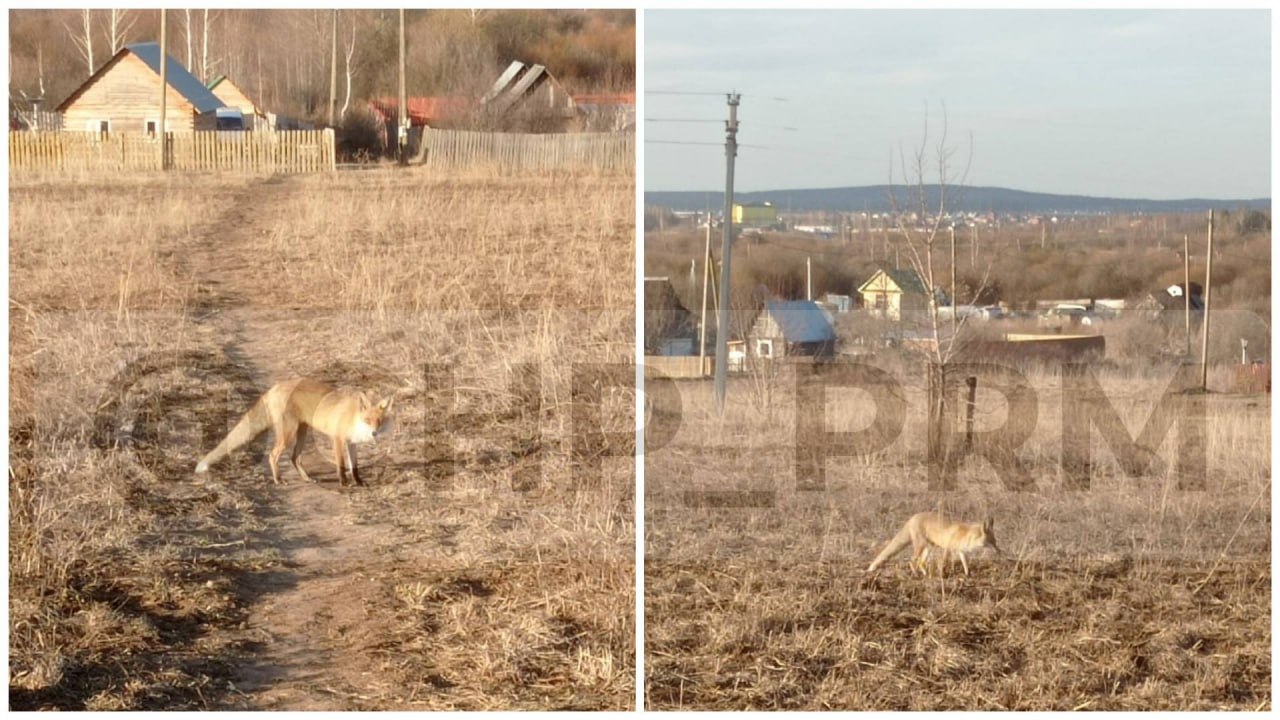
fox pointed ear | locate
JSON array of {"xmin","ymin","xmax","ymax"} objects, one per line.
[
  {"xmin": 379, "ymin": 396, "xmax": 395, "ymax": 412},
  {"xmin": 983, "ymin": 517, "xmax": 995, "ymax": 531},
  {"xmin": 358, "ymin": 391, "xmax": 372, "ymax": 409}
]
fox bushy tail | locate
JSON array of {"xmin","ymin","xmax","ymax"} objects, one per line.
[
  {"xmin": 866, "ymin": 524, "xmax": 913, "ymax": 572},
  {"xmin": 195, "ymin": 396, "xmax": 271, "ymax": 473}
]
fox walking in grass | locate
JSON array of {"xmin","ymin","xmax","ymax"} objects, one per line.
[
  {"xmin": 866, "ymin": 512, "xmax": 1000, "ymax": 577},
  {"xmin": 195, "ymin": 378, "xmax": 394, "ymax": 487}
]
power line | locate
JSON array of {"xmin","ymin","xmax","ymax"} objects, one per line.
[{"xmin": 647, "ymin": 139, "xmax": 770, "ymax": 149}]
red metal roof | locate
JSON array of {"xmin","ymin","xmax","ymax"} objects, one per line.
[
  {"xmin": 368, "ymin": 97, "xmax": 474, "ymax": 126},
  {"xmin": 570, "ymin": 92, "xmax": 635, "ymax": 106}
]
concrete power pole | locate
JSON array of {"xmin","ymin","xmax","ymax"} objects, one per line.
[
  {"xmin": 158, "ymin": 9, "xmax": 167, "ymax": 170},
  {"xmin": 713, "ymin": 93, "xmax": 741, "ymax": 411}
]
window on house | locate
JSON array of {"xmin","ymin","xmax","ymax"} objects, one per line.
[
  {"xmin": 875, "ymin": 293, "xmax": 888, "ymax": 312},
  {"xmin": 145, "ymin": 120, "xmax": 157, "ymax": 138},
  {"xmin": 86, "ymin": 119, "xmax": 110, "ymax": 141},
  {"xmin": 756, "ymin": 339, "xmax": 774, "ymax": 359}
]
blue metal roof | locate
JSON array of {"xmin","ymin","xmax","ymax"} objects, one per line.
[
  {"xmin": 126, "ymin": 42, "xmax": 224, "ymax": 114},
  {"xmin": 765, "ymin": 300, "xmax": 836, "ymax": 343}
]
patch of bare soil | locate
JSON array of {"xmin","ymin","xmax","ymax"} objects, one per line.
[{"xmin": 171, "ymin": 177, "xmax": 420, "ymax": 708}]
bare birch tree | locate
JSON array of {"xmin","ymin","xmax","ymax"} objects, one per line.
[
  {"xmin": 65, "ymin": 9, "xmax": 95, "ymax": 77},
  {"xmin": 199, "ymin": 9, "xmax": 221, "ymax": 82},
  {"xmin": 104, "ymin": 8, "xmax": 136, "ymax": 56},
  {"xmin": 340, "ymin": 17, "xmax": 359, "ymax": 118},
  {"xmin": 182, "ymin": 9, "xmax": 193, "ymax": 71}
]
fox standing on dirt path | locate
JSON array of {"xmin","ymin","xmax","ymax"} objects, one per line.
[
  {"xmin": 866, "ymin": 512, "xmax": 1000, "ymax": 576},
  {"xmin": 195, "ymin": 378, "xmax": 394, "ymax": 487}
]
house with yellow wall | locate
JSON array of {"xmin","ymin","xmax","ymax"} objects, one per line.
[{"xmin": 858, "ymin": 268, "xmax": 930, "ymax": 322}]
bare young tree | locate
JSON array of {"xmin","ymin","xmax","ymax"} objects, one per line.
[
  {"xmin": 64, "ymin": 9, "xmax": 95, "ymax": 77},
  {"xmin": 887, "ymin": 104, "xmax": 980, "ymax": 472},
  {"xmin": 104, "ymin": 8, "xmax": 136, "ymax": 56}
]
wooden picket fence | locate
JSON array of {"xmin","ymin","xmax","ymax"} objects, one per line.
[
  {"xmin": 9, "ymin": 130, "xmax": 335, "ymax": 174},
  {"xmin": 416, "ymin": 129, "xmax": 633, "ymax": 173}
]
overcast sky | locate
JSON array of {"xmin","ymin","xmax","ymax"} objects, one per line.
[{"xmin": 645, "ymin": 9, "xmax": 1270, "ymax": 199}]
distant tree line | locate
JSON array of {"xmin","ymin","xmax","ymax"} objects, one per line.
[{"xmin": 9, "ymin": 9, "xmax": 634, "ymax": 124}]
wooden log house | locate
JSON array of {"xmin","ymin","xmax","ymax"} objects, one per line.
[{"xmin": 56, "ymin": 41, "xmax": 224, "ymax": 135}]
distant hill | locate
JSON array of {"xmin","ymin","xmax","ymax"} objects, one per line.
[{"xmin": 645, "ymin": 185, "xmax": 1270, "ymax": 215}]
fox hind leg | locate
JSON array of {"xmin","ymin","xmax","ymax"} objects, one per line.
[
  {"xmin": 269, "ymin": 426, "xmax": 296, "ymax": 485},
  {"xmin": 912, "ymin": 539, "xmax": 930, "ymax": 576},
  {"xmin": 290, "ymin": 424, "xmax": 314, "ymax": 483}
]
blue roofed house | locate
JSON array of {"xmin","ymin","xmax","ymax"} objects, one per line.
[
  {"xmin": 747, "ymin": 300, "xmax": 837, "ymax": 360},
  {"xmin": 56, "ymin": 41, "xmax": 225, "ymax": 134}
]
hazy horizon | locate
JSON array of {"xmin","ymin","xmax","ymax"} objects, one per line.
[{"xmin": 645, "ymin": 9, "xmax": 1271, "ymax": 200}]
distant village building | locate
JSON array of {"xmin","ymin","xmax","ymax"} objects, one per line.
[
  {"xmin": 57, "ymin": 42, "xmax": 224, "ymax": 134},
  {"xmin": 1135, "ymin": 282, "xmax": 1205, "ymax": 320},
  {"xmin": 644, "ymin": 277, "xmax": 698, "ymax": 355},
  {"xmin": 747, "ymin": 300, "xmax": 836, "ymax": 359},
  {"xmin": 733, "ymin": 202, "xmax": 778, "ymax": 228},
  {"xmin": 858, "ymin": 268, "xmax": 930, "ymax": 322}
]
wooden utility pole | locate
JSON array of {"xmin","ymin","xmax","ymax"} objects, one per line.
[
  {"xmin": 950, "ymin": 225, "xmax": 957, "ymax": 336},
  {"xmin": 1199, "ymin": 211, "xmax": 1215, "ymax": 391},
  {"xmin": 158, "ymin": 9, "xmax": 167, "ymax": 171},
  {"xmin": 328, "ymin": 9, "xmax": 337, "ymax": 127},
  {"xmin": 699, "ymin": 219, "xmax": 711, "ymax": 374},
  {"xmin": 1183, "ymin": 233, "xmax": 1191, "ymax": 358},
  {"xmin": 397, "ymin": 9, "xmax": 407, "ymax": 165}
]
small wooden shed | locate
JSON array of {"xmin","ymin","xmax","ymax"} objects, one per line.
[
  {"xmin": 56, "ymin": 41, "xmax": 224, "ymax": 134},
  {"xmin": 207, "ymin": 74, "xmax": 266, "ymax": 130}
]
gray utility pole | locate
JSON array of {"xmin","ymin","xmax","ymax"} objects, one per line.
[
  {"xmin": 398, "ymin": 9, "xmax": 408, "ymax": 165},
  {"xmin": 158, "ymin": 9, "xmax": 167, "ymax": 170},
  {"xmin": 713, "ymin": 92, "xmax": 741, "ymax": 411},
  {"xmin": 1199, "ymin": 210, "xmax": 1215, "ymax": 391}
]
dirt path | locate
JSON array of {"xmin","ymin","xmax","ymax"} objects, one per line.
[{"xmin": 179, "ymin": 176, "xmax": 409, "ymax": 710}]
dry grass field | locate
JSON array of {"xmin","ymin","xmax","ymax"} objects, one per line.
[
  {"xmin": 645, "ymin": 357, "xmax": 1269, "ymax": 710},
  {"xmin": 10, "ymin": 168, "xmax": 635, "ymax": 709}
]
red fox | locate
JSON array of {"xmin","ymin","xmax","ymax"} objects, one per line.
[
  {"xmin": 866, "ymin": 512, "xmax": 1000, "ymax": 577},
  {"xmin": 195, "ymin": 378, "xmax": 394, "ymax": 487}
]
